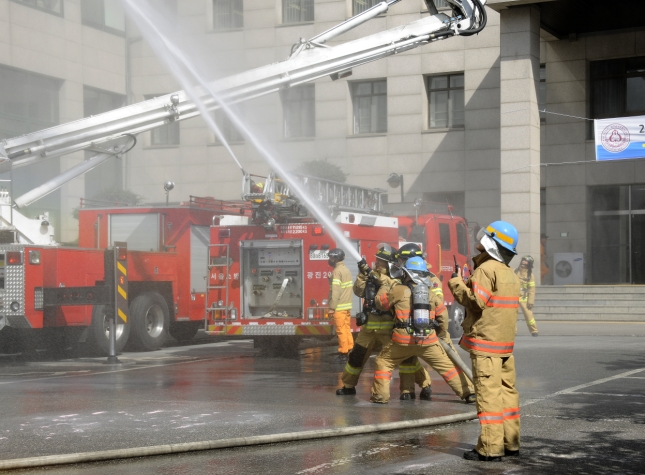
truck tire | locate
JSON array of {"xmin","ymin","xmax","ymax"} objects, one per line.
[
  {"xmin": 169, "ymin": 322, "xmax": 201, "ymax": 341},
  {"xmin": 128, "ymin": 291, "xmax": 170, "ymax": 351},
  {"xmin": 88, "ymin": 305, "xmax": 131, "ymax": 355},
  {"xmin": 448, "ymin": 303, "xmax": 465, "ymax": 339}
]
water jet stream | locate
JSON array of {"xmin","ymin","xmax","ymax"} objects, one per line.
[{"xmin": 121, "ymin": 0, "xmax": 362, "ymax": 260}]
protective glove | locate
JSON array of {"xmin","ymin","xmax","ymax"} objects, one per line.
[{"xmin": 358, "ymin": 258, "xmax": 370, "ymax": 276}]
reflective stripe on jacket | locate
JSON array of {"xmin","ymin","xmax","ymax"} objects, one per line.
[
  {"xmin": 329, "ymin": 262, "xmax": 353, "ymax": 311},
  {"xmin": 354, "ymin": 272, "xmax": 397, "ymax": 334},
  {"xmin": 376, "ymin": 281, "xmax": 437, "ymax": 347},
  {"xmin": 448, "ymin": 252, "xmax": 520, "ymax": 357},
  {"xmin": 514, "ymin": 268, "xmax": 535, "ymax": 305}
]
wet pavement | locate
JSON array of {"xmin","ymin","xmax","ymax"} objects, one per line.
[{"xmin": 1, "ymin": 322, "xmax": 644, "ymax": 474}]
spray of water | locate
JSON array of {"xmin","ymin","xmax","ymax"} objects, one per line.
[{"xmin": 121, "ymin": 0, "xmax": 362, "ymax": 261}]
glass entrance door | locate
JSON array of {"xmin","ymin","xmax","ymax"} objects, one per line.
[{"xmin": 591, "ymin": 184, "xmax": 645, "ymax": 283}]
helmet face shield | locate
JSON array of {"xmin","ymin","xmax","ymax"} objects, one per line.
[{"xmin": 388, "ymin": 262, "xmax": 404, "ymax": 279}]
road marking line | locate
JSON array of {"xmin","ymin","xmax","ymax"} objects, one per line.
[
  {"xmin": 565, "ymin": 391, "xmax": 645, "ymax": 398},
  {"xmin": 0, "ymin": 358, "xmax": 210, "ymax": 386},
  {"xmin": 523, "ymin": 367, "xmax": 645, "ymax": 406}
]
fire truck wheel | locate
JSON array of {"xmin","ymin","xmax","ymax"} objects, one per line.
[
  {"xmin": 89, "ymin": 305, "xmax": 131, "ymax": 355},
  {"xmin": 169, "ymin": 322, "xmax": 201, "ymax": 341},
  {"xmin": 448, "ymin": 303, "xmax": 465, "ymax": 339},
  {"xmin": 128, "ymin": 291, "xmax": 170, "ymax": 351}
]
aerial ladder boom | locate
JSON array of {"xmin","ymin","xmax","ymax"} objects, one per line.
[{"xmin": 0, "ymin": 0, "xmax": 486, "ymax": 213}]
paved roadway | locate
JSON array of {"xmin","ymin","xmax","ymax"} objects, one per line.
[{"xmin": 1, "ymin": 321, "xmax": 644, "ymax": 474}]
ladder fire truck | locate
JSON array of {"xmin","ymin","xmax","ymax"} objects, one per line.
[{"xmin": 0, "ymin": 0, "xmax": 485, "ymax": 354}]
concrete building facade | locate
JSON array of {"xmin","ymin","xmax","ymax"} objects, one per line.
[{"xmin": 1, "ymin": 0, "xmax": 644, "ymax": 284}]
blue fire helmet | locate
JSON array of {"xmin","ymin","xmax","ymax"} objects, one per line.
[
  {"xmin": 405, "ymin": 256, "xmax": 428, "ymax": 272},
  {"xmin": 477, "ymin": 220, "xmax": 519, "ymax": 255}
]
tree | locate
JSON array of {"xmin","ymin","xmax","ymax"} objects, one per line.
[{"xmin": 295, "ymin": 159, "xmax": 347, "ymax": 183}]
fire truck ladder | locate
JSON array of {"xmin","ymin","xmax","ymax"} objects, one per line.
[
  {"xmin": 242, "ymin": 173, "xmax": 385, "ymax": 215},
  {"xmin": 205, "ymin": 243, "xmax": 230, "ymax": 328},
  {"xmin": 295, "ymin": 175, "xmax": 385, "ymax": 214}
]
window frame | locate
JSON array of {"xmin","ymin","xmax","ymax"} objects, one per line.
[
  {"xmin": 426, "ymin": 73, "xmax": 465, "ymax": 129},
  {"xmin": 10, "ymin": 0, "xmax": 64, "ymax": 17},
  {"xmin": 352, "ymin": 0, "xmax": 380, "ymax": 15},
  {"xmin": 213, "ymin": 109, "xmax": 245, "ymax": 145},
  {"xmin": 81, "ymin": 0, "xmax": 126, "ymax": 36},
  {"xmin": 282, "ymin": 0, "xmax": 314, "ymax": 24},
  {"xmin": 350, "ymin": 79, "xmax": 388, "ymax": 135},
  {"xmin": 439, "ymin": 223, "xmax": 451, "ymax": 251},
  {"xmin": 212, "ymin": 0, "xmax": 244, "ymax": 30},
  {"xmin": 282, "ymin": 84, "xmax": 316, "ymax": 139},
  {"xmin": 144, "ymin": 94, "xmax": 180, "ymax": 147}
]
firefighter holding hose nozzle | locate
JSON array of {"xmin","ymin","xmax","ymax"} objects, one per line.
[
  {"xmin": 369, "ymin": 257, "xmax": 475, "ymax": 404},
  {"xmin": 336, "ymin": 244, "xmax": 431, "ymax": 399},
  {"xmin": 448, "ymin": 221, "xmax": 521, "ymax": 462}
]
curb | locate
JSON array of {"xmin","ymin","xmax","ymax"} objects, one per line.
[{"xmin": 0, "ymin": 412, "xmax": 476, "ymax": 470}]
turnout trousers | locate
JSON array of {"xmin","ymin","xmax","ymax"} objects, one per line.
[
  {"xmin": 333, "ymin": 310, "xmax": 353, "ymax": 354},
  {"xmin": 471, "ymin": 354, "xmax": 520, "ymax": 457},
  {"xmin": 341, "ymin": 330, "xmax": 430, "ymax": 393},
  {"xmin": 370, "ymin": 342, "xmax": 473, "ymax": 403},
  {"xmin": 519, "ymin": 302, "xmax": 538, "ymax": 334}
]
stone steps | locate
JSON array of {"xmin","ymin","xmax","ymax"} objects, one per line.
[{"xmin": 531, "ymin": 285, "xmax": 645, "ymax": 321}]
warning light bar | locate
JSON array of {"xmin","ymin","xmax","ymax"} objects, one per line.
[{"xmin": 312, "ymin": 226, "xmax": 324, "ymax": 236}]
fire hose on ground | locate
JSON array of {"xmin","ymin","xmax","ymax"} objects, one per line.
[{"xmin": 0, "ymin": 412, "xmax": 477, "ymax": 470}]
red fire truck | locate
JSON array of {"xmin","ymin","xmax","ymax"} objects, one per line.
[
  {"xmin": 72, "ymin": 184, "xmax": 401, "ymax": 355},
  {"xmin": 0, "ymin": 0, "xmax": 486, "ymax": 354}
]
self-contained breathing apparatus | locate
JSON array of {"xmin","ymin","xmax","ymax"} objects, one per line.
[
  {"xmin": 397, "ymin": 256, "xmax": 440, "ymax": 337},
  {"xmin": 355, "ymin": 243, "xmax": 396, "ymax": 326}
]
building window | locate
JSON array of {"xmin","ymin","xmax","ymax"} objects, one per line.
[
  {"xmin": 282, "ymin": 85, "xmax": 315, "ymax": 138},
  {"xmin": 591, "ymin": 57, "xmax": 645, "ymax": 119},
  {"xmin": 427, "ymin": 73, "xmax": 464, "ymax": 128},
  {"xmin": 353, "ymin": 0, "xmax": 379, "ymax": 15},
  {"xmin": 283, "ymin": 0, "xmax": 313, "ymax": 23},
  {"xmin": 0, "ymin": 65, "xmax": 62, "ymax": 236},
  {"xmin": 82, "ymin": 0, "xmax": 125, "ymax": 35},
  {"xmin": 11, "ymin": 0, "xmax": 63, "ymax": 16},
  {"xmin": 213, "ymin": 0, "xmax": 243, "ymax": 29},
  {"xmin": 144, "ymin": 95, "xmax": 180, "ymax": 146},
  {"xmin": 351, "ymin": 80, "xmax": 387, "ymax": 134},
  {"xmin": 214, "ymin": 110, "xmax": 244, "ymax": 144},
  {"xmin": 84, "ymin": 87, "xmax": 126, "ymax": 196},
  {"xmin": 0, "ymin": 65, "xmax": 61, "ymax": 139},
  {"xmin": 539, "ymin": 64, "xmax": 546, "ymax": 123}
]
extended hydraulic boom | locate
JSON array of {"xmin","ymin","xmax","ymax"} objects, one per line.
[{"xmin": 0, "ymin": 0, "xmax": 486, "ymax": 212}]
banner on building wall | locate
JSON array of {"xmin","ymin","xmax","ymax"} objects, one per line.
[{"xmin": 595, "ymin": 116, "xmax": 645, "ymax": 161}]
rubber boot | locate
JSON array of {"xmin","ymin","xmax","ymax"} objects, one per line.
[{"xmin": 336, "ymin": 387, "xmax": 356, "ymax": 395}]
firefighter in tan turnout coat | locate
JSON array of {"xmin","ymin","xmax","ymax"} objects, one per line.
[
  {"xmin": 515, "ymin": 255, "xmax": 539, "ymax": 336},
  {"xmin": 336, "ymin": 244, "xmax": 431, "ymax": 399},
  {"xmin": 448, "ymin": 221, "xmax": 522, "ymax": 462},
  {"xmin": 369, "ymin": 257, "xmax": 474, "ymax": 404},
  {"xmin": 327, "ymin": 248, "xmax": 354, "ymax": 356}
]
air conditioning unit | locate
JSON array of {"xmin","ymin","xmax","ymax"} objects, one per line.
[{"xmin": 553, "ymin": 253, "xmax": 584, "ymax": 285}]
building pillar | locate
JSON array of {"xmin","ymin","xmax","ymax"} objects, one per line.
[{"xmin": 499, "ymin": 6, "xmax": 541, "ymax": 279}]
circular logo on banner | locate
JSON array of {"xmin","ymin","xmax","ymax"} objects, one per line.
[{"xmin": 601, "ymin": 123, "xmax": 631, "ymax": 153}]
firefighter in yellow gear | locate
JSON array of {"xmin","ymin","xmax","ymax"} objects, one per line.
[
  {"xmin": 369, "ymin": 257, "xmax": 474, "ymax": 404},
  {"xmin": 327, "ymin": 248, "xmax": 354, "ymax": 356},
  {"xmin": 336, "ymin": 244, "xmax": 431, "ymax": 400},
  {"xmin": 448, "ymin": 220, "xmax": 521, "ymax": 462},
  {"xmin": 515, "ymin": 255, "xmax": 538, "ymax": 336},
  {"xmin": 395, "ymin": 244, "xmax": 461, "ymax": 390}
]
